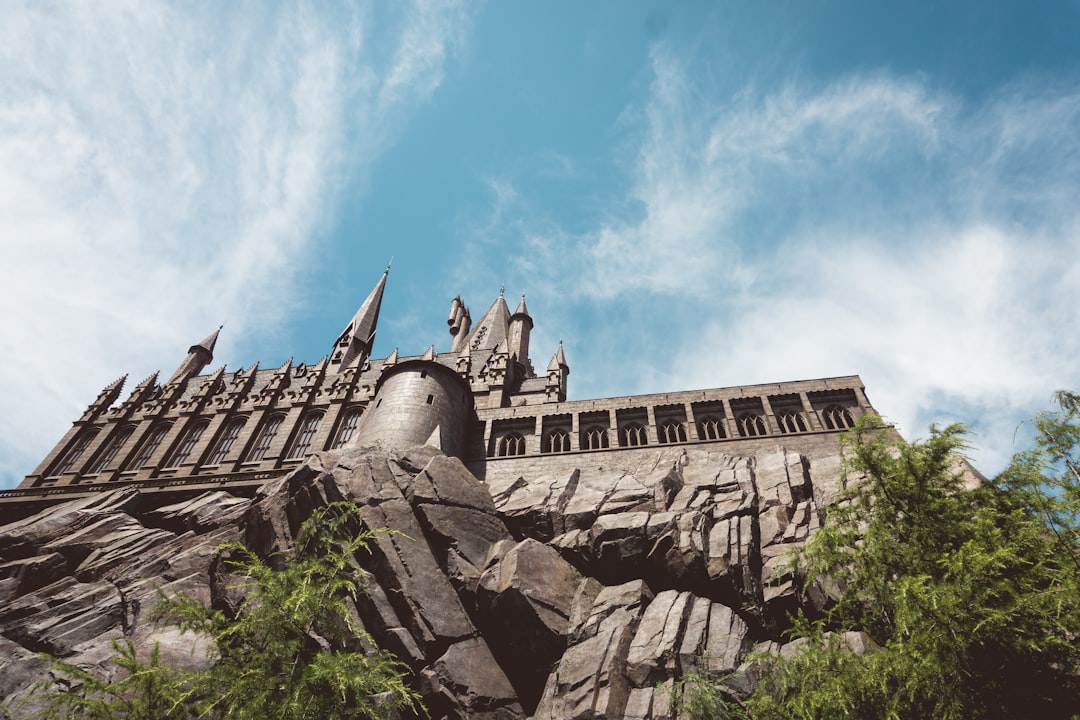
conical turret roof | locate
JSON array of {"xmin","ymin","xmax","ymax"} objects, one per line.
[
  {"xmin": 190, "ymin": 326, "xmax": 222, "ymax": 357},
  {"xmin": 463, "ymin": 293, "xmax": 511, "ymax": 355},
  {"xmin": 333, "ymin": 270, "xmax": 388, "ymax": 368}
]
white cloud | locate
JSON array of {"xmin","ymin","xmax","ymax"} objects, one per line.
[
  {"xmin": 523, "ymin": 47, "xmax": 1080, "ymax": 475},
  {"xmin": 0, "ymin": 1, "xmax": 470, "ymax": 488}
]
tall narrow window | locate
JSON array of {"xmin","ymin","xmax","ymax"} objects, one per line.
[
  {"xmin": 582, "ymin": 426, "xmax": 609, "ymax": 450},
  {"xmin": 52, "ymin": 429, "xmax": 100, "ymax": 476},
  {"xmin": 207, "ymin": 418, "xmax": 246, "ymax": 466},
  {"xmin": 288, "ymin": 413, "xmax": 323, "ymax": 459},
  {"xmin": 777, "ymin": 412, "xmax": 808, "ymax": 434},
  {"xmin": 497, "ymin": 432, "xmax": 526, "ymax": 457},
  {"xmin": 88, "ymin": 426, "xmax": 134, "ymax": 474},
  {"xmin": 736, "ymin": 413, "xmax": 767, "ymax": 437},
  {"xmin": 822, "ymin": 405, "xmax": 855, "ymax": 430},
  {"xmin": 543, "ymin": 429, "xmax": 571, "ymax": 453},
  {"xmin": 658, "ymin": 421, "xmax": 687, "ymax": 444},
  {"xmin": 247, "ymin": 415, "xmax": 284, "ymax": 462},
  {"xmin": 165, "ymin": 421, "xmax": 209, "ymax": 468},
  {"xmin": 697, "ymin": 416, "xmax": 725, "ymax": 441},
  {"xmin": 333, "ymin": 409, "xmax": 362, "ymax": 449},
  {"xmin": 621, "ymin": 423, "xmax": 648, "ymax": 447},
  {"xmin": 128, "ymin": 424, "xmax": 172, "ymax": 470}
]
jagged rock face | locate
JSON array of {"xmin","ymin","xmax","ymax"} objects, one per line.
[{"xmin": 0, "ymin": 443, "xmax": 841, "ymax": 719}]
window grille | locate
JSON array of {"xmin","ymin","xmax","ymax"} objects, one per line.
[
  {"xmin": 333, "ymin": 409, "xmax": 362, "ymax": 449},
  {"xmin": 544, "ymin": 428, "xmax": 571, "ymax": 453},
  {"xmin": 166, "ymin": 421, "xmax": 209, "ymax": 467},
  {"xmin": 52, "ymin": 429, "xmax": 99, "ymax": 476},
  {"xmin": 658, "ymin": 421, "xmax": 687, "ymax": 444},
  {"xmin": 776, "ymin": 412, "xmax": 808, "ymax": 434},
  {"xmin": 288, "ymin": 413, "xmax": 323, "ymax": 459},
  {"xmin": 736, "ymin": 413, "xmax": 767, "ymax": 437},
  {"xmin": 621, "ymin": 423, "xmax": 648, "ymax": 447},
  {"xmin": 207, "ymin": 418, "xmax": 246, "ymax": 465},
  {"xmin": 129, "ymin": 424, "xmax": 172, "ymax": 470},
  {"xmin": 582, "ymin": 426, "xmax": 609, "ymax": 450},
  {"xmin": 497, "ymin": 432, "xmax": 526, "ymax": 456},
  {"xmin": 697, "ymin": 416, "xmax": 725, "ymax": 440},
  {"xmin": 247, "ymin": 415, "xmax": 284, "ymax": 462},
  {"xmin": 89, "ymin": 426, "xmax": 134, "ymax": 474},
  {"xmin": 822, "ymin": 405, "xmax": 855, "ymax": 430}
]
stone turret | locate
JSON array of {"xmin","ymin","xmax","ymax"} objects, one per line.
[
  {"xmin": 167, "ymin": 327, "xmax": 221, "ymax": 385},
  {"xmin": 508, "ymin": 293, "xmax": 533, "ymax": 378},
  {"xmin": 350, "ymin": 359, "xmax": 473, "ymax": 458},
  {"xmin": 546, "ymin": 341, "xmax": 569, "ymax": 403}
]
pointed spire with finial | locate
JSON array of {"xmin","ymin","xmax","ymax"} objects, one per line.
[
  {"xmin": 548, "ymin": 341, "xmax": 569, "ymax": 373},
  {"xmin": 508, "ymin": 291, "xmax": 533, "ymax": 374},
  {"xmin": 167, "ymin": 326, "xmax": 223, "ymax": 385},
  {"xmin": 332, "ymin": 269, "xmax": 388, "ymax": 370}
]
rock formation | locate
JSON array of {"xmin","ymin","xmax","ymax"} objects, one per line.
[{"xmin": 0, "ymin": 441, "xmax": 844, "ymax": 719}]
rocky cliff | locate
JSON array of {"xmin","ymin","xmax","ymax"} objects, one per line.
[{"xmin": 0, "ymin": 442, "xmax": 845, "ymax": 718}]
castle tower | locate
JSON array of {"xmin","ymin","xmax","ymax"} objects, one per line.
[
  {"xmin": 166, "ymin": 327, "xmax": 221, "ymax": 385},
  {"xmin": 331, "ymin": 269, "xmax": 387, "ymax": 370},
  {"xmin": 350, "ymin": 357, "xmax": 473, "ymax": 458},
  {"xmin": 507, "ymin": 293, "xmax": 533, "ymax": 376},
  {"xmin": 546, "ymin": 341, "xmax": 569, "ymax": 403}
]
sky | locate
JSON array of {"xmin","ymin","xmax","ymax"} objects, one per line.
[{"xmin": 3, "ymin": 0, "xmax": 1080, "ymax": 489}]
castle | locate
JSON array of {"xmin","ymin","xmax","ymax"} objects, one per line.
[{"xmin": 10, "ymin": 269, "xmax": 875, "ymax": 507}]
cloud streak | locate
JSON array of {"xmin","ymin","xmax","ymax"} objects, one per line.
[
  {"xmin": 519, "ymin": 46, "xmax": 1080, "ymax": 474},
  {"xmin": 0, "ymin": 1, "xmax": 470, "ymax": 488}
]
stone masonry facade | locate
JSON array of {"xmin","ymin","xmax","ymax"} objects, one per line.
[{"xmin": 9, "ymin": 269, "xmax": 875, "ymax": 507}]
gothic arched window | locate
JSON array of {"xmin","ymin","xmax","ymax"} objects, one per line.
[
  {"xmin": 128, "ymin": 423, "xmax": 173, "ymax": 470},
  {"xmin": 288, "ymin": 413, "xmax": 324, "ymax": 459},
  {"xmin": 697, "ymin": 416, "xmax": 725, "ymax": 441},
  {"xmin": 582, "ymin": 426, "xmax": 609, "ymax": 451},
  {"xmin": 658, "ymin": 420, "xmax": 687, "ymax": 444},
  {"xmin": 52, "ymin": 428, "xmax": 100, "ymax": 476},
  {"xmin": 207, "ymin": 417, "xmax": 246, "ymax": 466},
  {"xmin": 497, "ymin": 432, "xmax": 526, "ymax": 457},
  {"xmin": 736, "ymin": 413, "xmax": 767, "ymax": 438},
  {"xmin": 247, "ymin": 415, "xmax": 284, "ymax": 462},
  {"xmin": 166, "ymin": 420, "xmax": 209, "ymax": 467},
  {"xmin": 621, "ymin": 423, "xmax": 648, "ymax": 447},
  {"xmin": 89, "ymin": 425, "xmax": 135, "ymax": 474},
  {"xmin": 333, "ymin": 408, "xmax": 363, "ymax": 449},
  {"xmin": 822, "ymin": 405, "xmax": 855, "ymax": 430},
  {"xmin": 544, "ymin": 429, "xmax": 571, "ymax": 453},
  {"xmin": 776, "ymin": 412, "xmax": 808, "ymax": 434}
]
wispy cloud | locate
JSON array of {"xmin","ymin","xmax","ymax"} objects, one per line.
[
  {"xmin": 0, "ymin": 1, "xmax": 470, "ymax": 487},
  {"xmin": 513, "ymin": 46, "xmax": 1080, "ymax": 474}
]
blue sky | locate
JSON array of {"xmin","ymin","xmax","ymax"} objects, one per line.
[{"xmin": 3, "ymin": 1, "xmax": 1080, "ymax": 489}]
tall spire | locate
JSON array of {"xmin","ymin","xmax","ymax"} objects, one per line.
[
  {"xmin": 167, "ymin": 326, "xmax": 223, "ymax": 385},
  {"xmin": 508, "ymin": 291, "xmax": 533, "ymax": 374},
  {"xmin": 332, "ymin": 269, "xmax": 388, "ymax": 370}
]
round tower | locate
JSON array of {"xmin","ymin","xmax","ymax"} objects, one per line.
[
  {"xmin": 350, "ymin": 359, "xmax": 473, "ymax": 458},
  {"xmin": 508, "ymin": 293, "xmax": 533, "ymax": 373}
]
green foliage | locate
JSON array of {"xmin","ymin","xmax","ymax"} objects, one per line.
[
  {"xmin": 672, "ymin": 671, "xmax": 748, "ymax": 720},
  {"xmin": 745, "ymin": 406, "xmax": 1080, "ymax": 720},
  {"xmin": 30, "ymin": 639, "xmax": 191, "ymax": 720},
  {"xmin": 33, "ymin": 502, "xmax": 423, "ymax": 720}
]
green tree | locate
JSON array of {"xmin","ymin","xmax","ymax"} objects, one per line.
[
  {"xmin": 744, "ymin": 407, "xmax": 1080, "ymax": 720},
  {"xmin": 31, "ymin": 639, "xmax": 191, "ymax": 720},
  {"xmin": 33, "ymin": 502, "xmax": 423, "ymax": 720}
]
